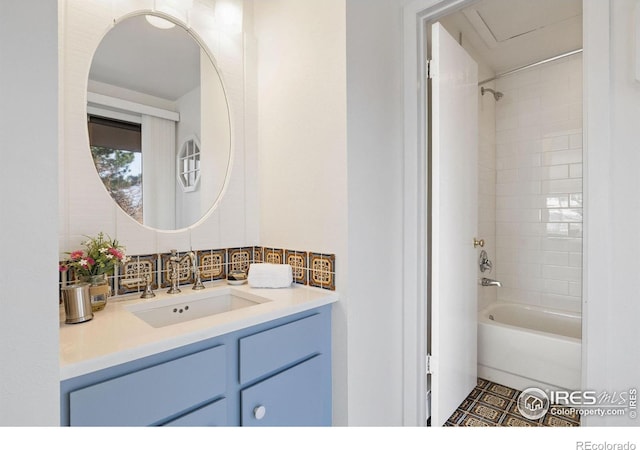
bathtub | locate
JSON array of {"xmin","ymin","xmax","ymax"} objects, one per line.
[{"xmin": 478, "ymin": 302, "xmax": 582, "ymax": 391}]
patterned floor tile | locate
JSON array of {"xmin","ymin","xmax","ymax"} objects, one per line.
[{"xmin": 443, "ymin": 378, "xmax": 581, "ymax": 427}]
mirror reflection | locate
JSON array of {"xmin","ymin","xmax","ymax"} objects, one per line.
[{"xmin": 87, "ymin": 14, "xmax": 231, "ymax": 230}]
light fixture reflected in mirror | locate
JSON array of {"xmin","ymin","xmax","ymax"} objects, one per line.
[{"xmin": 145, "ymin": 15, "xmax": 175, "ymax": 29}]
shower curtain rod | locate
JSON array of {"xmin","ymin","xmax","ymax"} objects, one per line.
[{"xmin": 478, "ymin": 48, "xmax": 583, "ymax": 86}]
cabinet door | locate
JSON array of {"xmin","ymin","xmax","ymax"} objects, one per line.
[
  {"xmin": 163, "ymin": 398, "xmax": 227, "ymax": 426},
  {"xmin": 69, "ymin": 345, "xmax": 226, "ymax": 426},
  {"xmin": 241, "ymin": 355, "xmax": 330, "ymax": 426},
  {"xmin": 239, "ymin": 313, "xmax": 325, "ymax": 384}
]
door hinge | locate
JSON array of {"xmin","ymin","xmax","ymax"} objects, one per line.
[
  {"xmin": 426, "ymin": 354, "xmax": 433, "ymax": 375},
  {"xmin": 426, "ymin": 60, "xmax": 432, "ymax": 79}
]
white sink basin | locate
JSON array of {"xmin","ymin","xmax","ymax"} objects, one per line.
[{"xmin": 125, "ymin": 291, "xmax": 269, "ymax": 328}]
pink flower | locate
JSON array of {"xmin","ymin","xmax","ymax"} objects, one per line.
[
  {"xmin": 59, "ymin": 265, "xmax": 68, "ymax": 272},
  {"xmin": 70, "ymin": 250, "xmax": 84, "ymax": 260},
  {"xmin": 108, "ymin": 248, "xmax": 124, "ymax": 260}
]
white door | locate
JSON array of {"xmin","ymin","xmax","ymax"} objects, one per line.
[{"xmin": 430, "ymin": 22, "xmax": 479, "ymax": 426}]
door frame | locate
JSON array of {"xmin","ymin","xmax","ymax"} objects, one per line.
[{"xmin": 401, "ymin": 0, "xmax": 608, "ymax": 426}]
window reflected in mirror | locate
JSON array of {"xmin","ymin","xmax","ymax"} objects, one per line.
[{"xmin": 88, "ymin": 115, "xmax": 143, "ymax": 223}]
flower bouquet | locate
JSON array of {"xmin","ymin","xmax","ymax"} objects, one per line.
[{"xmin": 60, "ymin": 233, "xmax": 127, "ymax": 311}]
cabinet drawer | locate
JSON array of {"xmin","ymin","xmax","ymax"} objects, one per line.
[
  {"xmin": 163, "ymin": 398, "xmax": 227, "ymax": 426},
  {"xmin": 239, "ymin": 313, "xmax": 325, "ymax": 383},
  {"xmin": 241, "ymin": 355, "xmax": 330, "ymax": 426},
  {"xmin": 69, "ymin": 345, "xmax": 226, "ymax": 426}
]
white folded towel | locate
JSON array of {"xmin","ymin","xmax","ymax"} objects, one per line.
[{"xmin": 248, "ymin": 263, "xmax": 293, "ymax": 288}]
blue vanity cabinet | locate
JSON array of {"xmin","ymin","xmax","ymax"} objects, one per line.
[
  {"xmin": 238, "ymin": 312, "xmax": 331, "ymax": 426},
  {"xmin": 60, "ymin": 305, "xmax": 332, "ymax": 427},
  {"xmin": 66, "ymin": 344, "xmax": 227, "ymax": 426}
]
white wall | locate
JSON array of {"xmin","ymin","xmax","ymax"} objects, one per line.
[
  {"xmin": 346, "ymin": 0, "xmax": 407, "ymax": 425},
  {"xmin": 494, "ymin": 55, "xmax": 583, "ymax": 313},
  {"xmin": 0, "ymin": 0, "xmax": 59, "ymax": 425},
  {"xmin": 252, "ymin": 0, "xmax": 349, "ymax": 424},
  {"xmin": 583, "ymin": 0, "xmax": 640, "ymax": 426},
  {"xmin": 59, "ymin": 0, "xmax": 258, "ymax": 257}
]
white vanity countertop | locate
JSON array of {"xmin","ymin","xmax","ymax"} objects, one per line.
[{"xmin": 59, "ymin": 282, "xmax": 338, "ymax": 381}]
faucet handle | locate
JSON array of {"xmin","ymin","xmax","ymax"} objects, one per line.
[
  {"xmin": 479, "ymin": 250, "xmax": 493, "ymax": 273},
  {"xmin": 140, "ymin": 274, "xmax": 156, "ymax": 299}
]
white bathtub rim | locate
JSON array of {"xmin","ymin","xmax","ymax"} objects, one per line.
[{"xmin": 479, "ymin": 301, "xmax": 582, "ymax": 343}]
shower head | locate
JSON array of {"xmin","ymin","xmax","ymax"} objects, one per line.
[{"xmin": 481, "ymin": 87, "xmax": 503, "ymax": 101}]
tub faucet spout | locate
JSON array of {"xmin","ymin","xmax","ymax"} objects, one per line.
[{"xmin": 481, "ymin": 277, "xmax": 502, "ymax": 287}]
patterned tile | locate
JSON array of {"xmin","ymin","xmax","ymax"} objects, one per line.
[
  {"xmin": 467, "ymin": 387, "xmax": 484, "ymax": 400},
  {"xmin": 253, "ymin": 246, "xmax": 264, "ymax": 263},
  {"xmin": 478, "ymin": 392, "xmax": 511, "ymax": 410},
  {"xmin": 228, "ymin": 247, "xmax": 253, "ymax": 274},
  {"xmin": 285, "ymin": 250, "xmax": 308, "ymax": 285},
  {"xmin": 443, "ymin": 378, "xmax": 581, "ymax": 427},
  {"xmin": 98, "ymin": 246, "xmax": 336, "ymax": 298},
  {"xmin": 502, "ymin": 414, "xmax": 540, "ymax": 427},
  {"xmin": 308, "ymin": 252, "xmax": 336, "ymax": 291},
  {"xmin": 197, "ymin": 249, "xmax": 226, "ymax": 281},
  {"xmin": 486, "ymin": 383, "xmax": 518, "ymax": 400},
  {"xmin": 459, "ymin": 416, "xmax": 494, "ymax": 427},
  {"xmin": 469, "ymin": 403, "xmax": 503, "ymax": 424},
  {"xmin": 446, "ymin": 409, "xmax": 466, "ymax": 425},
  {"xmin": 263, "ymin": 247, "xmax": 284, "ymax": 264},
  {"xmin": 117, "ymin": 254, "xmax": 158, "ymax": 295}
]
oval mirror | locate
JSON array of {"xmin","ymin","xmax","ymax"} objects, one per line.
[{"xmin": 87, "ymin": 13, "xmax": 231, "ymax": 231}]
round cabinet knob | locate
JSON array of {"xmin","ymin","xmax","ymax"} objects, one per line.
[{"xmin": 253, "ymin": 405, "xmax": 266, "ymax": 420}]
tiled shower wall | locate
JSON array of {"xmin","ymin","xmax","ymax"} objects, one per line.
[
  {"xmin": 494, "ymin": 54, "xmax": 583, "ymax": 312},
  {"xmin": 478, "ymin": 82, "xmax": 497, "ymax": 312}
]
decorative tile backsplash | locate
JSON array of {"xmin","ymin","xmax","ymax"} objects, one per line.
[{"xmin": 59, "ymin": 246, "xmax": 336, "ymax": 300}]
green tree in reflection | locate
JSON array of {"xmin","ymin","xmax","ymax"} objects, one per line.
[{"xmin": 90, "ymin": 146, "xmax": 143, "ymax": 222}]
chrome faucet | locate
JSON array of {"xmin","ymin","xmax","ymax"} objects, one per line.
[
  {"xmin": 188, "ymin": 251, "xmax": 205, "ymax": 290},
  {"xmin": 167, "ymin": 249, "xmax": 182, "ymax": 294},
  {"xmin": 481, "ymin": 277, "xmax": 502, "ymax": 287}
]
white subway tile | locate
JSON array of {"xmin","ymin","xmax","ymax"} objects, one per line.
[
  {"xmin": 541, "ymin": 265, "xmax": 581, "ymax": 281},
  {"xmin": 518, "ymin": 139, "xmax": 543, "ymax": 154},
  {"xmin": 493, "ymin": 55, "xmax": 582, "ymax": 311},
  {"xmin": 569, "ymin": 133, "xmax": 583, "ymax": 149},
  {"xmin": 542, "ymin": 149, "xmax": 582, "ymax": 166},
  {"xmin": 545, "ymin": 223, "xmax": 569, "ymax": 237},
  {"xmin": 497, "ymin": 208, "xmax": 541, "ymax": 223},
  {"xmin": 543, "ymin": 279, "xmax": 569, "ymax": 295},
  {"xmin": 542, "ymin": 237, "xmax": 582, "ymax": 252},
  {"xmin": 542, "ymin": 135, "xmax": 570, "ymax": 152},
  {"xmin": 568, "ymin": 102, "xmax": 583, "ymax": 121},
  {"xmin": 569, "ymin": 252, "xmax": 583, "ymax": 267},
  {"xmin": 543, "ymin": 251, "xmax": 569, "ymax": 266},
  {"xmin": 496, "ymin": 181, "xmax": 541, "ymax": 196},
  {"xmin": 569, "ymin": 193, "xmax": 583, "ymax": 207},
  {"xmin": 545, "ymin": 194, "xmax": 570, "ymax": 208},
  {"xmin": 569, "ymin": 223, "xmax": 583, "ymax": 238},
  {"xmin": 540, "ymin": 294, "xmax": 582, "ymax": 312},
  {"xmin": 570, "ymin": 163, "xmax": 583, "ymax": 178},
  {"xmin": 542, "ymin": 208, "xmax": 583, "ymax": 223},
  {"xmin": 541, "ymin": 120, "xmax": 582, "ymax": 137},
  {"xmin": 569, "ymin": 281, "xmax": 582, "ymax": 297},
  {"xmin": 541, "ymin": 178, "xmax": 583, "ymax": 194},
  {"xmin": 497, "ymin": 288, "xmax": 541, "ymax": 305},
  {"xmin": 541, "ymin": 165, "xmax": 570, "ymax": 180}
]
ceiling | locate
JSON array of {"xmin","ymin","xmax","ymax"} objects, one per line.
[
  {"xmin": 440, "ymin": 0, "xmax": 582, "ymax": 76},
  {"xmin": 89, "ymin": 15, "xmax": 201, "ymax": 101}
]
